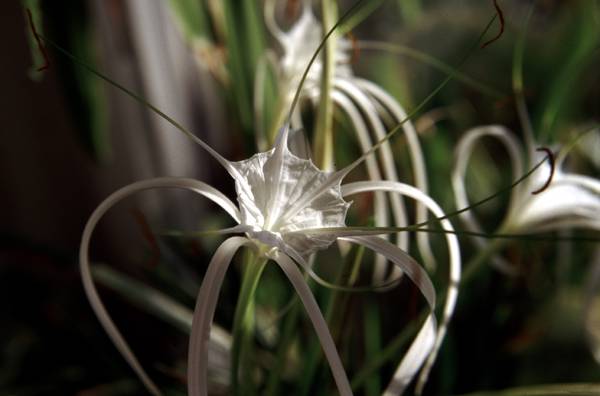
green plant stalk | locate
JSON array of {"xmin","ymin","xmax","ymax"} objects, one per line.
[
  {"xmin": 363, "ymin": 297, "xmax": 382, "ymax": 396},
  {"xmin": 231, "ymin": 250, "xmax": 268, "ymax": 396},
  {"xmin": 538, "ymin": 2, "xmax": 600, "ymax": 143},
  {"xmin": 312, "ymin": 0, "xmax": 337, "ymax": 170},
  {"xmin": 222, "ymin": 0, "xmax": 254, "ymax": 130},
  {"xmin": 168, "ymin": 0, "xmax": 210, "ymax": 40},
  {"xmin": 397, "ymin": 0, "xmax": 422, "ymax": 26},
  {"xmin": 351, "ymin": 312, "xmax": 421, "ymax": 390},
  {"xmin": 264, "ymin": 300, "xmax": 303, "ymax": 396}
]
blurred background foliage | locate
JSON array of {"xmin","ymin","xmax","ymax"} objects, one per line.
[{"xmin": 1, "ymin": 0, "xmax": 599, "ymax": 395}]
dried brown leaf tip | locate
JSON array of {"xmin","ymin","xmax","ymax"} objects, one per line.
[
  {"xmin": 26, "ymin": 8, "xmax": 50, "ymax": 72},
  {"xmin": 531, "ymin": 147, "xmax": 555, "ymax": 195},
  {"xmin": 481, "ymin": 0, "xmax": 505, "ymax": 49},
  {"xmin": 347, "ymin": 31, "xmax": 361, "ymax": 65}
]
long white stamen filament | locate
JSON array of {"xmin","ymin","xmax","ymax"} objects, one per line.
[
  {"xmin": 80, "ymin": 177, "xmax": 244, "ymax": 395},
  {"xmin": 338, "ymin": 235, "xmax": 437, "ymax": 395},
  {"xmin": 272, "ymin": 253, "xmax": 353, "ymax": 396},
  {"xmin": 452, "ymin": 125, "xmax": 524, "ymax": 273},
  {"xmin": 342, "ymin": 180, "xmax": 461, "ymax": 394}
]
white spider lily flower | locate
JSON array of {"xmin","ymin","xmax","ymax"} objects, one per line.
[
  {"xmin": 452, "ymin": 125, "xmax": 600, "ymax": 272},
  {"xmin": 80, "ymin": 124, "xmax": 461, "ymax": 396},
  {"xmin": 261, "ymin": 0, "xmax": 435, "ymax": 281}
]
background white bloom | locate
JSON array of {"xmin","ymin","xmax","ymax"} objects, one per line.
[{"xmin": 452, "ymin": 125, "xmax": 600, "ymax": 273}]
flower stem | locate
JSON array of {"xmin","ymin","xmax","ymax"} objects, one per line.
[
  {"xmin": 312, "ymin": 0, "xmax": 337, "ymax": 170},
  {"xmin": 231, "ymin": 250, "xmax": 267, "ymax": 396}
]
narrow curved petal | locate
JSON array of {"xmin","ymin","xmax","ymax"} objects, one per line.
[
  {"xmin": 559, "ymin": 173, "xmax": 600, "ymax": 194},
  {"xmin": 334, "ymin": 78, "xmax": 409, "ymax": 281},
  {"xmin": 342, "ymin": 180, "xmax": 461, "ymax": 393},
  {"xmin": 187, "ymin": 237, "xmax": 251, "ymax": 396},
  {"xmin": 452, "ymin": 125, "xmax": 524, "ymax": 273},
  {"xmin": 333, "ymin": 90, "xmax": 391, "ymax": 276},
  {"xmin": 339, "ymin": 236, "xmax": 437, "ymax": 395},
  {"xmin": 79, "ymin": 177, "xmax": 242, "ymax": 395},
  {"xmin": 272, "ymin": 253, "xmax": 353, "ymax": 396},
  {"xmin": 356, "ymin": 77, "xmax": 435, "ymax": 273},
  {"xmin": 516, "ymin": 182, "xmax": 600, "ymax": 232}
]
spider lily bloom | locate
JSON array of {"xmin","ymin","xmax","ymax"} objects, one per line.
[
  {"xmin": 262, "ymin": 0, "xmax": 435, "ymax": 280},
  {"xmin": 452, "ymin": 125, "xmax": 600, "ymax": 272},
  {"xmin": 80, "ymin": 124, "xmax": 461, "ymax": 396}
]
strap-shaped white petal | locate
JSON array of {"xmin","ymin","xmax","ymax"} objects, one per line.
[
  {"xmin": 188, "ymin": 236, "xmax": 251, "ymax": 396},
  {"xmin": 335, "ymin": 77, "xmax": 409, "ymax": 282},
  {"xmin": 80, "ymin": 177, "xmax": 241, "ymax": 396},
  {"xmin": 272, "ymin": 253, "xmax": 353, "ymax": 396},
  {"xmin": 333, "ymin": 90, "xmax": 391, "ymax": 276},
  {"xmin": 357, "ymin": 77, "xmax": 435, "ymax": 273},
  {"xmin": 452, "ymin": 125, "xmax": 524, "ymax": 273},
  {"xmin": 342, "ymin": 180, "xmax": 461, "ymax": 393},
  {"xmin": 338, "ymin": 235, "xmax": 437, "ymax": 395}
]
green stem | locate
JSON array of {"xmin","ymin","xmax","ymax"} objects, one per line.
[
  {"xmin": 312, "ymin": 0, "xmax": 337, "ymax": 170},
  {"xmin": 264, "ymin": 300, "xmax": 302, "ymax": 396},
  {"xmin": 231, "ymin": 251, "xmax": 268, "ymax": 396}
]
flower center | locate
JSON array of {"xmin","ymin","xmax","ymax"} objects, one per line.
[{"xmin": 230, "ymin": 141, "xmax": 350, "ymax": 257}]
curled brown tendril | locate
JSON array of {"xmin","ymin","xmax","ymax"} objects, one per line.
[
  {"xmin": 531, "ymin": 147, "xmax": 555, "ymax": 195},
  {"xmin": 481, "ymin": 0, "xmax": 505, "ymax": 49},
  {"xmin": 26, "ymin": 8, "xmax": 50, "ymax": 72}
]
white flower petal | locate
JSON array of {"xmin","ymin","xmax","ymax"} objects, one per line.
[
  {"xmin": 452, "ymin": 125, "xmax": 524, "ymax": 273},
  {"xmin": 339, "ymin": 235, "xmax": 437, "ymax": 395},
  {"xmin": 187, "ymin": 237, "xmax": 251, "ymax": 396},
  {"xmin": 342, "ymin": 180, "xmax": 461, "ymax": 393},
  {"xmin": 335, "ymin": 78, "xmax": 409, "ymax": 281},
  {"xmin": 515, "ymin": 182, "xmax": 600, "ymax": 232},
  {"xmin": 333, "ymin": 90, "xmax": 391, "ymax": 277},
  {"xmin": 80, "ymin": 177, "xmax": 244, "ymax": 396},
  {"xmin": 357, "ymin": 77, "xmax": 435, "ymax": 273},
  {"xmin": 272, "ymin": 253, "xmax": 353, "ymax": 396}
]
